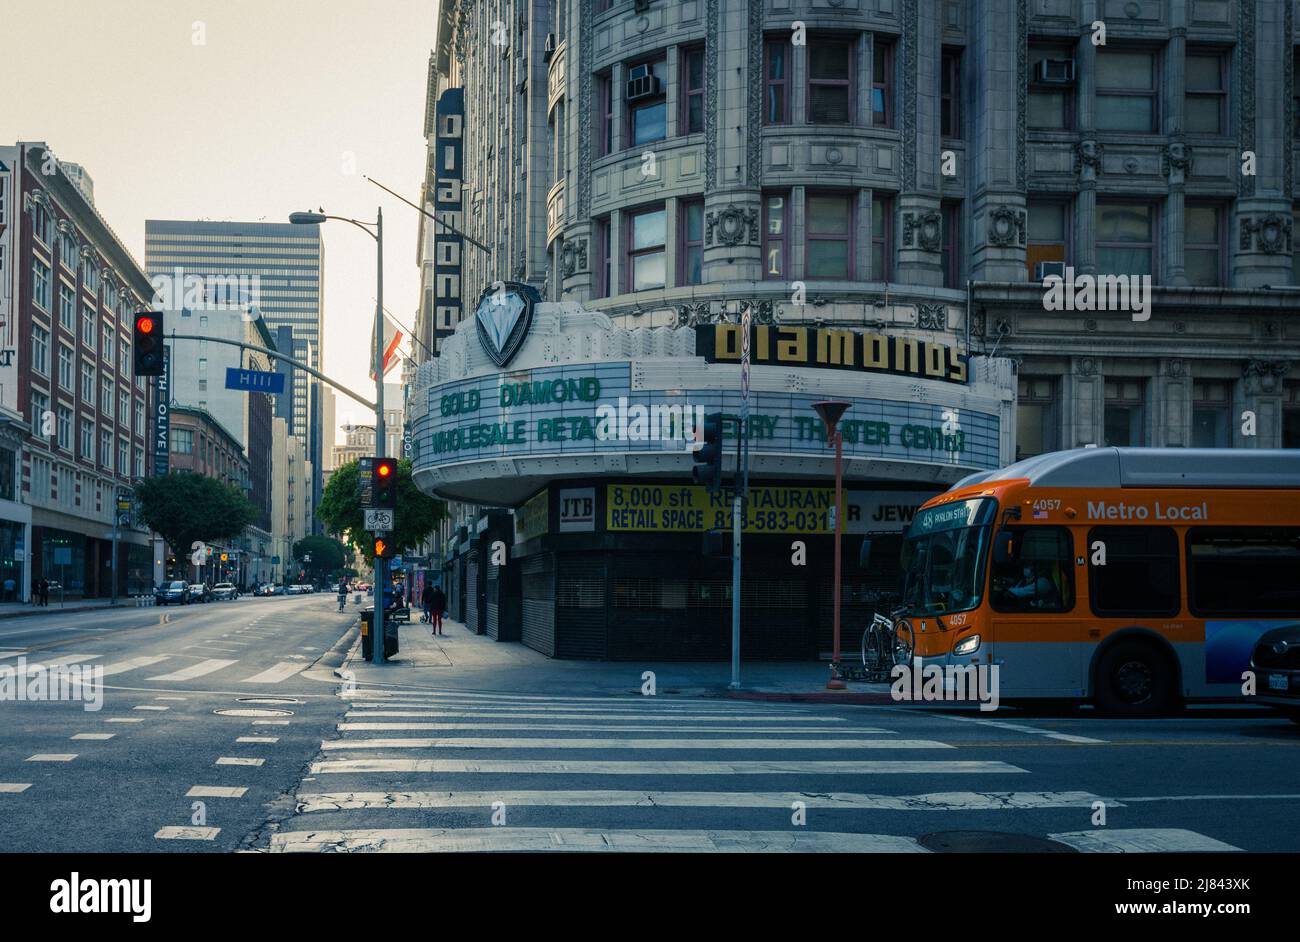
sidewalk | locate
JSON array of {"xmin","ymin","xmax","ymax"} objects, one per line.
[
  {"xmin": 0, "ymin": 597, "xmax": 149, "ymax": 620},
  {"xmin": 337, "ymin": 617, "xmax": 894, "ymax": 702}
]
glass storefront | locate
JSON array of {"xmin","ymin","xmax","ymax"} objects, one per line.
[{"xmin": 0, "ymin": 520, "xmax": 25, "ymax": 601}]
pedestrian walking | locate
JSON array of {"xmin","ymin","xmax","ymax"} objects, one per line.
[
  {"xmin": 337, "ymin": 579, "xmax": 348, "ymax": 612},
  {"xmin": 429, "ymin": 585, "xmax": 447, "ymax": 636},
  {"xmin": 38, "ymin": 577, "xmax": 49, "ymax": 607},
  {"xmin": 3, "ymin": 576, "xmax": 14, "ymax": 602}
]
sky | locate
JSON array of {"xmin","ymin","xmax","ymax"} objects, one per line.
[{"xmin": 0, "ymin": 0, "xmax": 437, "ymax": 445}]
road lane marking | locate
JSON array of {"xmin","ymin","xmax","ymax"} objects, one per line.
[
  {"xmin": 1049, "ymin": 828, "xmax": 1243, "ymax": 852},
  {"xmin": 252, "ymin": 720, "xmax": 291, "ymax": 726},
  {"xmin": 932, "ymin": 713, "xmax": 1106, "ymax": 744},
  {"xmin": 342, "ymin": 699, "xmax": 815, "ymax": 715},
  {"xmin": 105, "ymin": 718, "xmax": 145, "ymax": 723},
  {"xmin": 133, "ymin": 705, "xmax": 169, "ymax": 711},
  {"xmin": 337, "ymin": 722, "xmax": 892, "ymax": 733},
  {"xmin": 310, "ymin": 758, "xmax": 1025, "ymax": 775},
  {"xmin": 268, "ymin": 827, "xmax": 929, "ymax": 853},
  {"xmin": 0, "ymin": 784, "xmax": 32, "ymax": 793},
  {"xmin": 155, "ymin": 826, "xmax": 221, "ymax": 841},
  {"xmin": 187, "ymin": 786, "xmax": 248, "ymax": 798},
  {"xmin": 318, "ymin": 737, "xmax": 951, "ymax": 751},
  {"xmin": 343, "ymin": 710, "xmax": 841, "ymax": 721},
  {"xmin": 242, "ymin": 662, "xmax": 305, "ymax": 684},
  {"xmin": 216, "ymin": 757, "xmax": 265, "ymax": 766},
  {"xmin": 99, "ymin": 655, "xmax": 172, "ymax": 677},
  {"xmin": 236, "ymin": 737, "xmax": 279, "ymax": 743},
  {"xmin": 71, "ymin": 733, "xmax": 115, "ymax": 740},
  {"xmin": 148, "ymin": 658, "xmax": 239, "ymax": 682},
  {"xmin": 294, "ymin": 789, "xmax": 1108, "ymax": 813},
  {"xmin": 26, "ymin": 754, "xmax": 77, "ymax": 762},
  {"xmin": 155, "ymin": 696, "xmax": 187, "ymax": 701}
]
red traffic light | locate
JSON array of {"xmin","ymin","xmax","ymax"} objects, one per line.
[
  {"xmin": 136, "ymin": 315, "xmax": 155, "ymax": 335},
  {"xmin": 377, "ymin": 462, "xmax": 392, "ymax": 477}
]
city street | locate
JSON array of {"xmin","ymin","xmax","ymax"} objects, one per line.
[{"xmin": 2, "ymin": 608, "xmax": 1297, "ymax": 854}]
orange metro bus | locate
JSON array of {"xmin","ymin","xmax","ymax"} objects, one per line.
[{"xmin": 889, "ymin": 447, "xmax": 1300, "ymax": 717}]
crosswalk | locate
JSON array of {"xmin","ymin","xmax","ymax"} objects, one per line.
[
  {"xmin": 0, "ymin": 652, "xmax": 310, "ymax": 686},
  {"xmin": 265, "ymin": 688, "xmax": 1245, "ymax": 854}
]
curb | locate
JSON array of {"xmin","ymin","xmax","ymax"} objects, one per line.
[
  {"xmin": 318, "ymin": 623, "xmax": 360, "ymax": 673},
  {"xmin": 0, "ymin": 602, "xmax": 136, "ymax": 620},
  {"xmin": 725, "ymin": 690, "xmax": 896, "ymax": 705}
]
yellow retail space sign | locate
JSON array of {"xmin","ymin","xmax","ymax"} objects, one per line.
[{"xmin": 606, "ymin": 484, "xmax": 835, "ymax": 534}]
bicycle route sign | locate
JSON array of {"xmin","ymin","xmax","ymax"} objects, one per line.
[{"xmin": 364, "ymin": 508, "xmax": 394, "ymax": 532}]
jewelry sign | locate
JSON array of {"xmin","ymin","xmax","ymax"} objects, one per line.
[{"xmin": 432, "ymin": 87, "xmax": 464, "ymax": 352}]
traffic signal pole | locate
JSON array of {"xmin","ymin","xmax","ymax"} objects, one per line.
[{"xmin": 371, "ymin": 207, "xmax": 386, "ymax": 666}]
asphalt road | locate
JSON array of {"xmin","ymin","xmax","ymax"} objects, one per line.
[{"xmin": 2, "ymin": 603, "xmax": 1298, "ymax": 853}]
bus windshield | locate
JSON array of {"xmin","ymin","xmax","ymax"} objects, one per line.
[{"xmin": 900, "ymin": 497, "xmax": 998, "ymax": 616}]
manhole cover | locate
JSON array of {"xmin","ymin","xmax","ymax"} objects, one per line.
[
  {"xmin": 918, "ymin": 831, "xmax": 1077, "ymax": 853},
  {"xmin": 235, "ymin": 697, "xmax": 302, "ymax": 705},
  {"xmin": 214, "ymin": 708, "xmax": 294, "ymax": 718}
]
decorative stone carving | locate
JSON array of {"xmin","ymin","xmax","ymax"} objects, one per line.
[
  {"xmin": 674, "ymin": 299, "xmax": 777, "ymax": 328},
  {"xmin": 1243, "ymin": 360, "xmax": 1289, "ymax": 394},
  {"xmin": 1239, "ymin": 1, "xmax": 1256, "ymax": 197},
  {"xmin": 1162, "ymin": 139, "xmax": 1192, "ymax": 178},
  {"xmin": 675, "ymin": 301, "xmax": 716, "ymax": 328},
  {"xmin": 1084, "ymin": 318, "xmax": 1098, "ymax": 332},
  {"xmin": 1077, "ymin": 357, "xmax": 1098, "ymax": 377},
  {"xmin": 1173, "ymin": 321, "xmax": 1186, "ymax": 334},
  {"xmin": 1074, "ymin": 140, "xmax": 1104, "ymax": 176},
  {"xmin": 987, "ymin": 208, "xmax": 1026, "ymax": 247},
  {"xmin": 1015, "ymin": 0, "xmax": 1027, "ymax": 190},
  {"xmin": 1240, "ymin": 215, "xmax": 1292, "ymax": 255},
  {"xmin": 972, "ymin": 309, "xmax": 987, "ymax": 336},
  {"xmin": 706, "ymin": 205, "xmax": 759, "ymax": 247},
  {"xmin": 560, "ymin": 238, "xmax": 588, "ymax": 277},
  {"xmin": 902, "ymin": 211, "xmax": 943, "ymax": 252},
  {"xmin": 1167, "ymin": 359, "xmax": 1185, "ymax": 378},
  {"xmin": 704, "ymin": 0, "xmax": 719, "ymax": 193},
  {"xmin": 917, "ymin": 304, "xmax": 946, "ymax": 330},
  {"xmin": 901, "ymin": 0, "xmax": 918, "ymax": 190},
  {"xmin": 994, "ymin": 318, "xmax": 1013, "ymax": 336},
  {"xmin": 745, "ymin": 0, "xmax": 763, "ymax": 186}
]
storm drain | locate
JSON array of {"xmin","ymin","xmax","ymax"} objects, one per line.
[
  {"xmin": 918, "ymin": 831, "xmax": 1077, "ymax": 853},
  {"xmin": 214, "ymin": 708, "xmax": 295, "ymax": 718}
]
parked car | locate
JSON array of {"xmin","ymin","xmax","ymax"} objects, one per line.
[
  {"xmin": 156, "ymin": 580, "xmax": 188, "ymax": 605},
  {"xmin": 186, "ymin": 583, "xmax": 211, "ymax": 603},
  {"xmin": 1250, "ymin": 623, "xmax": 1300, "ymax": 724},
  {"xmin": 256, "ymin": 584, "xmax": 286, "ymax": 597},
  {"xmin": 211, "ymin": 583, "xmax": 239, "ymax": 601}
]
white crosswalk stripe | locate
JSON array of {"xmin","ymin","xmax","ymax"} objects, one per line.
[
  {"xmin": 241, "ymin": 662, "xmax": 305, "ymax": 684},
  {"xmin": 148, "ymin": 658, "xmax": 238, "ymax": 681},
  {"xmin": 264, "ymin": 688, "xmax": 1242, "ymax": 854}
]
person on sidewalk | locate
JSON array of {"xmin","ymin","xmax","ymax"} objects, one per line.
[
  {"xmin": 3, "ymin": 576, "xmax": 14, "ymax": 602},
  {"xmin": 38, "ymin": 577, "xmax": 50, "ymax": 607},
  {"xmin": 429, "ymin": 585, "xmax": 447, "ymax": 636},
  {"xmin": 420, "ymin": 583, "xmax": 434, "ymax": 624}
]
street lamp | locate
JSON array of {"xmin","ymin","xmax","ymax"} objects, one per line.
[
  {"xmin": 812, "ymin": 400, "xmax": 851, "ymax": 690},
  {"xmin": 290, "ymin": 207, "xmax": 387, "ymax": 665}
]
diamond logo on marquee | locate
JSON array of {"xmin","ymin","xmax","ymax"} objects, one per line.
[{"xmin": 475, "ymin": 281, "xmax": 540, "ymax": 367}]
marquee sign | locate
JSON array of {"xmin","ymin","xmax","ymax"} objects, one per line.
[{"xmin": 695, "ymin": 323, "xmax": 969, "ymax": 384}]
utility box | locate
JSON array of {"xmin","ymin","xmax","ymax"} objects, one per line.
[{"xmin": 359, "ymin": 609, "xmax": 400, "ymax": 661}]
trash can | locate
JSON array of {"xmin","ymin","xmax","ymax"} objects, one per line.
[{"xmin": 359, "ymin": 608, "xmax": 400, "ymax": 661}]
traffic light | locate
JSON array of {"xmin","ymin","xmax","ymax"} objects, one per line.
[
  {"xmin": 373, "ymin": 536, "xmax": 395, "ymax": 559},
  {"xmin": 371, "ymin": 458, "xmax": 397, "ymax": 509},
  {"xmin": 132, "ymin": 311, "xmax": 164, "ymax": 376},
  {"xmin": 691, "ymin": 412, "xmax": 724, "ymax": 493}
]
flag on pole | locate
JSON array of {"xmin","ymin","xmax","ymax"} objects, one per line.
[{"xmin": 369, "ymin": 315, "xmax": 405, "ymax": 380}]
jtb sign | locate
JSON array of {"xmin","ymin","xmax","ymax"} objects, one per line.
[{"xmin": 225, "ymin": 367, "xmax": 286, "ymax": 394}]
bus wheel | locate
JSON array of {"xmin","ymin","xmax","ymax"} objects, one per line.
[{"xmin": 1094, "ymin": 640, "xmax": 1176, "ymax": 716}]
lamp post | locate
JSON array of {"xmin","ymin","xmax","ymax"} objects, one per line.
[
  {"xmin": 812, "ymin": 400, "xmax": 851, "ymax": 690},
  {"xmin": 290, "ymin": 208, "xmax": 386, "ymax": 664}
]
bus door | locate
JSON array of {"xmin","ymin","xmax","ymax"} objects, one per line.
[{"xmin": 987, "ymin": 524, "xmax": 1086, "ymax": 696}]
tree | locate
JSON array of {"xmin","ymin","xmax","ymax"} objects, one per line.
[
  {"xmin": 292, "ymin": 535, "xmax": 347, "ymax": 579},
  {"xmin": 316, "ymin": 458, "xmax": 446, "ymax": 564},
  {"xmin": 136, "ymin": 473, "xmax": 258, "ymax": 572}
]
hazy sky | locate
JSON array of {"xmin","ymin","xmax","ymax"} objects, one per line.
[{"xmin": 0, "ymin": 0, "xmax": 437, "ymax": 444}]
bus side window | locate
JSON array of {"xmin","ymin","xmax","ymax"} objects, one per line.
[
  {"xmin": 1087, "ymin": 526, "xmax": 1180, "ymax": 617},
  {"xmin": 990, "ymin": 525, "xmax": 1074, "ymax": 613}
]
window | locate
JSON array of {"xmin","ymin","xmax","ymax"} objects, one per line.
[
  {"xmin": 100, "ymin": 430, "xmax": 112, "ymax": 469},
  {"xmin": 871, "ymin": 194, "xmax": 893, "ymax": 281},
  {"xmin": 0, "ymin": 447, "xmax": 13, "ymax": 502},
  {"xmin": 1103, "ymin": 379, "xmax": 1146, "ymax": 447},
  {"xmin": 1285, "ymin": 381, "xmax": 1300, "ymax": 448},
  {"xmin": 119, "ymin": 390, "xmax": 130, "ymax": 426},
  {"xmin": 56, "ymin": 406, "xmax": 72, "ymax": 452},
  {"xmin": 762, "ymin": 193, "xmax": 788, "ymax": 279},
  {"xmin": 118, "ymin": 439, "xmax": 129, "ymax": 476},
  {"xmin": 1096, "ymin": 48, "xmax": 1157, "ymax": 132},
  {"xmin": 1096, "ymin": 202, "xmax": 1155, "ymax": 277},
  {"xmin": 102, "ymin": 324, "xmax": 114, "ymax": 360},
  {"xmin": 764, "ymin": 40, "xmax": 790, "ymax": 124},
  {"xmin": 32, "ymin": 258, "xmax": 51, "ymax": 310},
  {"xmin": 805, "ymin": 193, "xmax": 853, "ymax": 279},
  {"xmin": 680, "ymin": 46, "xmax": 705, "ymax": 134},
  {"xmin": 1184, "ymin": 203, "xmax": 1223, "ymax": 287},
  {"xmin": 940, "ymin": 48, "xmax": 962, "ymax": 138},
  {"xmin": 679, "ymin": 199, "xmax": 704, "ymax": 286},
  {"xmin": 1026, "ymin": 200, "xmax": 1069, "ymax": 280},
  {"xmin": 625, "ymin": 206, "xmax": 667, "ymax": 291},
  {"xmin": 596, "ymin": 72, "xmax": 613, "ymax": 157},
  {"xmin": 1188, "ymin": 528, "xmax": 1300, "ymax": 616},
  {"xmin": 32, "ymin": 324, "xmax": 50, "ymax": 376},
  {"xmin": 1185, "ymin": 50, "xmax": 1227, "ymax": 135},
  {"xmin": 81, "ymin": 304, "xmax": 95, "ymax": 346},
  {"xmin": 1017, "ymin": 376, "xmax": 1058, "ymax": 460},
  {"xmin": 198, "ymin": 379, "xmax": 208, "ymax": 392},
  {"xmin": 1295, "ymin": 205, "xmax": 1300, "ymax": 284},
  {"xmin": 134, "ymin": 445, "xmax": 144, "ymax": 478},
  {"xmin": 171, "ymin": 428, "xmax": 194, "ymax": 454},
  {"xmin": 101, "ymin": 377, "xmax": 113, "ymax": 414},
  {"xmin": 626, "ymin": 58, "xmax": 667, "ymax": 147},
  {"xmin": 83, "ymin": 260, "xmax": 100, "ymax": 295},
  {"xmin": 1192, "ymin": 380, "xmax": 1231, "ymax": 448},
  {"xmin": 119, "ymin": 340, "xmax": 129, "ymax": 374},
  {"xmin": 135, "ymin": 400, "xmax": 144, "ymax": 434},
  {"xmin": 991, "ymin": 526, "xmax": 1074, "ymax": 612},
  {"xmin": 1027, "ymin": 42, "xmax": 1074, "ymax": 130},
  {"xmin": 58, "ymin": 345, "xmax": 73, "ymax": 389},
  {"xmin": 872, "ymin": 39, "xmax": 894, "ymax": 127},
  {"xmin": 594, "ymin": 217, "xmax": 611, "ymax": 297},
  {"xmin": 198, "ymin": 358, "xmax": 207, "ymax": 372},
  {"xmin": 59, "ymin": 284, "xmax": 75, "ymax": 331},
  {"xmin": 1088, "ymin": 526, "xmax": 1180, "ymax": 616},
  {"xmin": 32, "ymin": 202, "xmax": 52, "ymax": 245},
  {"xmin": 59, "ymin": 233, "xmax": 79, "ymax": 271},
  {"xmin": 79, "ymin": 419, "xmax": 93, "ymax": 459},
  {"xmin": 80, "ymin": 363, "xmax": 95, "ymax": 405},
  {"xmin": 809, "ymin": 39, "xmax": 853, "ymax": 125},
  {"xmin": 941, "ymin": 201, "xmax": 962, "ymax": 289},
  {"xmin": 30, "ymin": 391, "xmax": 49, "ymax": 439}
]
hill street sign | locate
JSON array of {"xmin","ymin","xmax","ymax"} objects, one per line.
[{"xmin": 225, "ymin": 368, "xmax": 286, "ymax": 394}]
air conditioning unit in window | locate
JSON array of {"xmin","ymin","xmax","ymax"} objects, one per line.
[
  {"xmin": 543, "ymin": 32, "xmax": 557, "ymax": 61},
  {"xmin": 1034, "ymin": 59, "xmax": 1076, "ymax": 84},
  {"xmin": 1034, "ymin": 261, "xmax": 1068, "ymax": 281},
  {"xmin": 626, "ymin": 64, "xmax": 660, "ymax": 101},
  {"xmin": 634, "ymin": 0, "xmax": 653, "ymax": 12}
]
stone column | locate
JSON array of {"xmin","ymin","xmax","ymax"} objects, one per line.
[
  {"xmin": 1064, "ymin": 356, "xmax": 1104, "ymax": 447},
  {"xmin": 1240, "ymin": 359, "xmax": 1290, "ymax": 448},
  {"xmin": 896, "ymin": 0, "xmax": 943, "ymax": 286}
]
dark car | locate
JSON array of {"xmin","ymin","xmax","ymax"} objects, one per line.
[
  {"xmin": 1250, "ymin": 623, "xmax": 1300, "ymax": 724},
  {"xmin": 156, "ymin": 580, "xmax": 188, "ymax": 605},
  {"xmin": 186, "ymin": 583, "xmax": 211, "ymax": 603}
]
